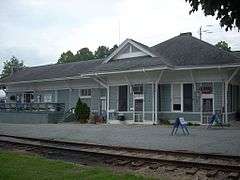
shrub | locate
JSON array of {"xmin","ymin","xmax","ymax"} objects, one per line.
[
  {"xmin": 159, "ymin": 118, "xmax": 171, "ymax": 125},
  {"xmin": 75, "ymin": 98, "xmax": 90, "ymax": 123}
]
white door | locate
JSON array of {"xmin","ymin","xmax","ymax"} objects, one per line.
[
  {"xmin": 134, "ymin": 99, "xmax": 143, "ymax": 122},
  {"xmin": 100, "ymin": 98, "xmax": 106, "ymax": 115},
  {"xmin": 201, "ymin": 95, "xmax": 214, "ymax": 124}
]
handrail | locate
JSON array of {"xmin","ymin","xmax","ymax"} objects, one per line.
[{"xmin": 0, "ymin": 102, "xmax": 65, "ymax": 112}]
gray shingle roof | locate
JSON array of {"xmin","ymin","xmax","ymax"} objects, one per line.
[
  {"xmin": 1, "ymin": 34, "xmax": 240, "ymax": 84},
  {"xmin": 151, "ymin": 34, "xmax": 240, "ymax": 67},
  {"xmin": 1, "ymin": 59, "xmax": 102, "ymax": 83},
  {"xmin": 87, "ymin": 56, "xmax": 168, "ymax": 74}
]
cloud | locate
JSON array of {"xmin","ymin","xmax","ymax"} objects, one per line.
[{"xmin": 0, "ymin": 0, "xmax": 239, "ymax": 72}]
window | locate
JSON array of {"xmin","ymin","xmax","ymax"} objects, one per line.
[
  {"xmin": 24, "ymin": 92, "xmax": 34, "ymax": 103},
  {"xmin": 132, "ymin": 84, "xmax": 143, "ymax": 94},
  {"xmin": 80, "ymin": 89, "xmax": 91, "ymax": 97},
  {"xmin": 118, "ymin": 85, "xmax": 128, "ymax": 111},
  {"xmin": 172, "ymin": 84, "xmax": 182, "ymax": 111},
  {"xmin": 183, "ymin": 84, "xmax": 193, "ymax": 112},
  {"xmin": 44, "ymin": 94, "xmax": 52, "ymax": 103}
]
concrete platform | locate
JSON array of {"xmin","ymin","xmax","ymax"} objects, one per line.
[{"xmin": 0, "ymin": 123, "xmax": 239, "ymax": 156}]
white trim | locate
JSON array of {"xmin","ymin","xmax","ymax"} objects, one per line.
[
  {"xmin": 171, "ymin": 83, "xmax": 183, "ymax": 112},
  {"xmin": 54, "ymin": 90, "xmax": 58, "ymax": 103},
  {"xmin": 158, "ymin": 111, "xmax": 200, "ymax": 114},
  {"xmin": 108, "ymin": 120, "xmax": 153, "ymax": 125},
  {"xmin": 133, "ymin": 94, "xmax": 144, "ymax": 123},
  {"xmin": 227, "ymin": 67, "xmax": 240, "ymax": 83},
  {"xmin": 154, "ymin": 82, "xmax": 158, "ymax": 124},
  {"xmin": 103, "ymin": 39, "xmax": 156, "ymax": 63},
  {"xmin": 107, "ymin": 85, "xmax": 110, "ymax": 122},
  {"xmin": 84, "ymin": 67, "xmax": 168, "ymax": 77},
  {"xmin": 224, "ymin": 81, "xmax": 228, "ymax": 123},
  {"xmin": 79, "ymin": 96, "xmax": 91, "ymax": 99},
  {"xmin": 200, "ymin": 93, "xmax": 214, "ymax": 124},
  {"xmin": 152, "ymin": 83, "xmax": 155, "ymax": 122}
]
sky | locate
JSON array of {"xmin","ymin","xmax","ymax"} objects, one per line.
[{"xmin": 0, "ymin": 0, "xmax": 240, "ymax": 74}]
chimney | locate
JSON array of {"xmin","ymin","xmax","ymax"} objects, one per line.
[{"xmin": 180, "ymin": 32, "xmax": 192, "ymax": 36}]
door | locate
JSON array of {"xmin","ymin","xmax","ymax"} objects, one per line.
[
  {"xmin": 201, "ymin": 97, "xmax": 213, "ymax": 124},
  {"xmin": 100, "ymin": 98, "xmax": 106, "ymax": 115},
  {"xmin": 134, "ymin": 99, "xmax": 143, "ymax": 122}
]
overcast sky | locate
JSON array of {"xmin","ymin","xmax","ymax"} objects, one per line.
[{"xmin": 0, "ymin": 0, "xmax": 240, "ymax": 73}]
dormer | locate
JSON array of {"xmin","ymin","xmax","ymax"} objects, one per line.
[{"xmin": 103, "ymin": 39, "xmax": 156, "ymax": 63}]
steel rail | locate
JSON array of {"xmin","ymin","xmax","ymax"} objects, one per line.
[{"xmin": 0, "ymin": 134, "xmax": 239, "ymax": 172}]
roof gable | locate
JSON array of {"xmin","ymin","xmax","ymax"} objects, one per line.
[{"xmin": 103, "ymin": 39, "xmax": 156, "ymax": 63}]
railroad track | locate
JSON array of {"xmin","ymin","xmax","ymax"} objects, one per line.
[{"xmin": 0, "ymin": 134, "xmax": 239, "ymax": 179}]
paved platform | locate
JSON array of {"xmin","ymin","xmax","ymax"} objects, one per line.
[{"xmin": 0, "ymin": 123, "xmax": 239, "ymax": 156}]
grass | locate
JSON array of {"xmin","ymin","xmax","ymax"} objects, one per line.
[{"xmin": 0, "ymin": 150, "xmax": 155, "ymax": 180}]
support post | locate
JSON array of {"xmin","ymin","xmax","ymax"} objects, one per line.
[
  {"xmin": 107, "ymin": 85, "xmax": 110, "ymax": 123},
  {"xmin": 154, "ymin": 81, "xmax": 158, "ymax": 124},
  {"xmin": 55, "ymin": 90, "xmax": 58, "ymax": 103},
  {"xmin": 69, "ymin": 88, "xmax": 72, "ymax": 109},
  {"xmin": 152, "ymin": 83, "xmax": 155, "ymax": 122},
  {"xmin": 224, "ymin": 81, "xmax": 228, "ymax": 124}
]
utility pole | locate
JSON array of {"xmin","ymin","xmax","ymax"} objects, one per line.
[
  {"xmin": 199, "ymin": 26, "xmax": 202, "ymax": 40},
  {"xmin": 199, "ymin": 25, "xmax": 213, "ymax": 40}
]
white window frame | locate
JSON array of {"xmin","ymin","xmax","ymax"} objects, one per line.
[
  {"xmin": 132, "ymin": 84, "xmax": 143, "ymax": 95},
  {"xmin": 171, "ymin": 83, "xmax": 183, "ymax": 112},
  {"xmin": 80, "ymin": 89, "xmax": 91, "ymax": 98},
  {"xmin": 43, "ymin": 94, "xmax": 52, "ymax": 103}
]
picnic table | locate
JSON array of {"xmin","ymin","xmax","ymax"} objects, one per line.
[{"xmin": 171, "ymin": 117, "xmax": 190, "ymax": 135}]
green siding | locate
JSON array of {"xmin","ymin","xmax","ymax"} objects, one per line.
[
  {"xmin": 109, "ymin": 86, "xmax": 118, "ymax": 110},
  {"xmin": 144, "ymin": 84, "xmax": 153, "ymax": 112},
  {"xmin": 214, "ymin": 82, "xmax": 223, "ymax": 111},
  {"xmin": 69, "ymin": 89, "xmax": 79, "ymax": 108},
  {"xmin": 58, "ymin": 90, "xmax": 70, "ymax": 110},
  {"xmin": 91, "ymin": 88, "xmax": 101, "ymax": 111}
]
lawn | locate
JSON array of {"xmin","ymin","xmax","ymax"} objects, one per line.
[{"xmin": 0, "ymin": 150, "xmax": 155, "ymax": 180}]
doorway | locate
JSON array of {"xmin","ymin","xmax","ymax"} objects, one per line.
[
  {"xmin": 133, "ymin": 98, "xmax": 144, "ymax": 122},
  {"xmin": 201, "ymin": 94, "xmax": 214, "ymax": 124}
]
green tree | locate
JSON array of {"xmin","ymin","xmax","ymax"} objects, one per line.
[
  {"xmin": 109, "ymin": 44, "xmax": 118, "ymax": 54},
  {"xmin": 75, "ymin": 98, "xmax": 90, "ymax": 123},
  {"xmin": 57, "ymin": 50, "xmax": 75, "ymax": 64},
  {"xmin": 1, "ymin": 56, "xmax": 25, "ymax": 78},
  {"xmin": 75, "ymin": 48, "xmax": 95, "ymax": 61},
  {"xmin": 215, "ymin": 41, "xmax": 231, "ymax": 51},
  {"xmin": 185, "ymin": 0, "xmax": 240, "ymax": 31},
  {"xmin": 94, "ymin": 46, "xmax": 110, "ymax": 59}
]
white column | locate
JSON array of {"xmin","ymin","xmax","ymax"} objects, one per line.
[
  {"xmin": 55, "ymin": 90, "xmax": 58, "ymax": 103},
  {"xmin": 69, "ymin": 88, "xmax": 72, "ymax": 109},
  {"xmin": 152, "ymin": 83, "xmax": 155, "ymax": 122},
  {"xmin": 154, "ymin": 81, "xmax": 158, "ymax": 124},
  {"xmin": 107, "ymin": 86, "xmax": 110, "ymax": 123},
  {"xmin": 225, "ymin": 82, "xmax": 228, "ymax": 124}
]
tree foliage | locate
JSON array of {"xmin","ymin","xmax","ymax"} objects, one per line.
[
  {"xmin": 185, "ymin": 0, "xmax": 240, "ymax": 31},
  {"xmin": 57, "ymin": 44, "xmax": 118, "ymax": 64},
  {"xmin": 75, "ymin": 48, "xmax": 95, "ymax": 61},
  {"xmin": 215, "ymin": 41, "xmax": 231, "ymax": 51},
  {"xmin": 75, "ymin": 98, "xmax": 90, "ymax": 123},
  {"xmin": 57, "ymin": 51, "xmax": 75, "ymax": 64},
  {"xmin": 95, "ymin": 46, "xmax": 110, "ymax": 59},
  {"xmin": 1, "ymin": 56, "xmax": 25, "ymax": 79}
]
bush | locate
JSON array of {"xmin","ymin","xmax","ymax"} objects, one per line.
[
  {"xmin": 159, "ymin": 118, "xmax": 171, "ymax": 125},
  {"xmin": 75, "ymin": 98, "xmax": 90, "ymax": 123}
]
